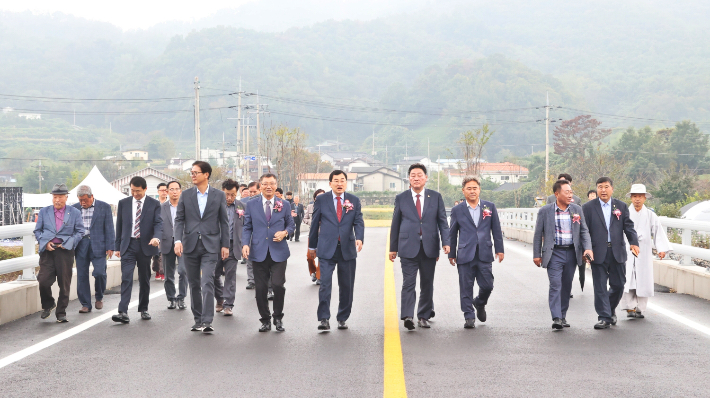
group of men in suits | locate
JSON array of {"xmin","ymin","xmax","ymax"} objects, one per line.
[{"xmin": 534, "ymin": 176, "xmax": 640, "ymax": 330}]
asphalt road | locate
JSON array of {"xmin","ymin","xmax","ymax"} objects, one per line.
[{"xmin": 1, "ymin": 228, "xmax": 709, "ymax": 397}]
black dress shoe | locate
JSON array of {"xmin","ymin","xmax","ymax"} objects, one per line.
[
  {"xmin": 202, "ymin": 323, "xmax": 214, "ymax": 333},
  {"xmin": 464, "ymin": 318, "xmax": 476, "ymax": 329},
  {"xmin": 267, "ymin": 290, "xmax": 274, "ymax": 300},
  {"xmin": 246, "ymin": 282, "xmax": 255, "ymax": 290},
  {"xmin": 40, "ymin": 304, "xmax": 56, "ymax": 319},
  {"xmin": 338, "ymin": 321, "xmax": 348, "ymax": 330},
  {"xmin": 561, "ymin": 318, "xmax": 570, "ymax": 327},
  {"xmin": 191, "ymin": 322, "xmax": 203, "ymax": 331},
  {"xmin": 611, "ymin": 313, "xmax": 618, "ymax": 325},
  {"xmin": 418, "ymin": 319, "xmax": 430, "ymax": 328},
  {"xmin": 274, "ymin": 319, "xmax": 285, "ymax": 332},
  {"xmin": 594, "ymin": 320, "xmax": 611, "ymax": 329},
  {"xmin": 167, "ymin": 299, "xmax": 176, "ymax": 310},
  {"xmin": 141, "ymin": 311, "xmax": 151, "ymax": 320},
  {"xmin": 552, "ymin": 318, "xmax": 563, "ymax": 330},
  {"xmin": 177, "ymin": 299, "xmax": 186, "ymax": 310},
  {"xmin": 56, "ymin": 316, "xmax": 68, "ymax": 323},
  {"xmin": 635, "ymin": 310, "xmax": 645, "ymax": 319},
  {"xmin": 403, "ymin": 317, "xmax": 415, "ymax": 330},
  {"xmin": 318, "ymin": 319, "xmax": 330, "ymax": 330},
  {"xmin": 259, "ymin": 322, "xmax": 272, "ymax": 332},
  {"xmin": 112, "ymin": 312, "xmax": 130, "ymax": 324},
  {"xmin": 430, "ymin": 310, "xmax": 435, "ymax": 319},
  {"xmin": 474, "ymin": 303, "xmax": 487, "ymax": 322}
]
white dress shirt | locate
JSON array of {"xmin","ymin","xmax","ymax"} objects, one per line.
[
  {"xmin": 411, "ymin": 188, "xmax": 425, "ymax": 217},
  {"xmin": 262, "ymin": 195, "xmax": 275, "ymax": 216},
  {"xmin": 131, "ymin": 196, "xmax": 146, "ymax": 238}
]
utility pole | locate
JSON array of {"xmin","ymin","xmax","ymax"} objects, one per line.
[
  {"xmin": 372, "ymin": 128, "xmax": 375, "ymax": 156},
  {"xmin": 256, "ymin": 92, "xmax": 261, "ymax": 177},
  {"xmin": 37, "ymin": 160, "xmax": 46, "ymax": 193},
  {"xmin": 194, "ymin": 77, "xmax": 201, "ymax": 161},
  {"xmin": 385, "ymin": 145, "xmax": 388, "ymax": 166},
  {"xmin": 545, "ymin": 92, "xmax": 550, "ymax": 182}
]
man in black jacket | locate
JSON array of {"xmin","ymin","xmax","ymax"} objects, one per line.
[{"xmin": 582, "ymin": 176, "xmax": 639, "ymax": 330}]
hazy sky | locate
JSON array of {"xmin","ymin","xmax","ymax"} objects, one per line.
[{"xmin": 1, "ymin": 0, "xmax": 258, "ymax": 30}]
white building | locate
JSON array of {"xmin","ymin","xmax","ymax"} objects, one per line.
[
  {"xmin": 201, "ymin": 149, "xmax": 239, "ymax": 166},
  {"xmin": 298, "ymin": 172, "xmax": 358, "ymax": 196},
  {"xmin": 351, "ymin": 167, "xmax": 406, "ymax": 192},
  {"xmin": 168, "ymin": 158, "xmax": 196, "ymax": 171},
  {"xmin": 446, "ymin": 162, "xmax": 529, "ymax": 186},
  {"xmin": 111, "ymin": 167, "xmax": 175, "ymax": 200},
  {"xmin": 18, "ymin": 113, "xmax": 41, "ymax": 120},
  {"xmin": 122, "ymin": 150, "xmax": 149, "ymax": 161},
  {"xmin": 321, "ymin": 152, "xmax": 372, "ymax": 167}
]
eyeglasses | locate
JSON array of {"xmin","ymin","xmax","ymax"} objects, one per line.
[
  {"xmin": 189, "ymin": 171, "xmax": 204, "ymax": 176},
  {"xmin": 261, "ymin": 182, "xmax": 277, "ymax": 186},
  {"xmin": 168, "ymin": 188, "xmax": 181, "ymax": 192}
]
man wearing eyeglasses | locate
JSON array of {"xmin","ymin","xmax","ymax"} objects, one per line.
[
  {"xmin": 174, "ymin": 161, "xmax": 230, "ymax": 333},
  {"xmin": 160, "ymin": 181, "xmax": 188, "ymax": 310}
]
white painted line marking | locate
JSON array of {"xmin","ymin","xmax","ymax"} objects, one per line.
[{"xmin": 0, "ymin": 289, "xmax": 166, "ymax": 369}]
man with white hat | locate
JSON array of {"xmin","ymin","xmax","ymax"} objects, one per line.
[{"xmin": 621, "ymin": 184, "xmax": 671, "ymax": 318}]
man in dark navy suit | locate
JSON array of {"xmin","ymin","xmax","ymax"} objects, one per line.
[
  {"xmin": 389, "ymin": 163, "xmax": 450, "ymax": 330},
  {"xmin": 242, "ymin": 174, "xmax": 295, "ymax": 332},
  {"xmin": 582, "ymin": 176, "xmax": 639, "ymax": 329},
  {"xmin": 112, "ymin": 176, "xmax": 163, "ymax": 324},
  {"xmin": 448, "ymin": 176, "xmax": 504, "ymax": 329},
  {"xmin": 308, "ymin": 170, "xmax": 365, "ymax": 331}
]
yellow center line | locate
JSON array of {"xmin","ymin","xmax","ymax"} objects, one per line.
[{"xmin": 384, "ymin": 228, "xmax": 407, "ymax": 397}]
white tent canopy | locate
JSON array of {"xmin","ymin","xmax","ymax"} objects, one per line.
[
  {"xmin": 681, "ymin": 200, "xmax": 710, "ymax": 222},
  {"xmin": 68, "ymin": 166, "xmax": 127, "ymax": 206},
  {"xmin": 22, "ymin": 166, "xmax": 127, "ymax": 208}
]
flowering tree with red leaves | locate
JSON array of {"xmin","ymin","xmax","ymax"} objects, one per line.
[{"xmin": 553, "ymin": 115, "xmax": 611, "ymax": 160}]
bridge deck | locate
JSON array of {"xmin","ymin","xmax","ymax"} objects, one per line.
[{"xmin": 1, "ymin": 228, "xmax": 709, "ymax": 397}]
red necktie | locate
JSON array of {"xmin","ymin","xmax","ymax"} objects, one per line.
[
  {"xmin": 416, "ymin": 194, "xmax": 422, "ymax": 236},
  {"xmin": 336, "ymin": 196, "xmax": 343, "ymax": 222}
]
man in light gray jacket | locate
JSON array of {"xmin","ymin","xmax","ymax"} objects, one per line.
[{"xmin": 533, "ymin": 179, "xmax": 593, "ymax": 330}]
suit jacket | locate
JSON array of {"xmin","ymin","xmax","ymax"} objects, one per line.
[
  {"xmin": 72, "ymin": 200, "xmax": 116, "ymax": 257},
  {"xmin": 582, "ymin": 198, "xmax": 639, "ymax": 264},
  {"xmin": 174, "ymin": 186, "xmax": 230, "ymax": 254},
  {"xmin": 34, "ymin": 205, "xmax": 84, "ymax": 253},
  {"xmin": 228, "ymin": 199, "xmax": 246, "ymax": 258},
  {"xmin": 390, "ymin": 188, "xmax": 450, "ymax": 259},
  {"xmin": 293, "ymin": 203, "xmax": 305, "ymax": 224},
  {"xmin": 547, "ymin": 194, "xmax": 583, "ymax": 206},
  {"xmin": 115, "ymin": 196, "xmax": 163, "ymax": 256},
  {"xmin": 160, "ymin": 200, "xmax": 177, "ymax": 254},
  {"xmin": 533, "ymin": 203, "xmax": 591, "ymax": 268},
  {"xmin": 448, "ymin": 200, "xmax": 504, "ymax": 264},
  {"xmin": 308, "ymin": 191, "xmax": 365, "ymax": 261},
  {"xmin": 242, "ymin": 195, "xmax": 295, "ymax": 262}
]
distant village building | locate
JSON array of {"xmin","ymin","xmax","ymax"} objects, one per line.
[
  {"xmin": 320, "ymin": 152, "xmax": 373, "ymax": 167},
  {"xmin": 200, "ymin": 149, "xmax": 238, "ymax": 166},
  {"xmin": 122, "ymin": 150, "xmax": 149, "ymax": 161},
  {"xmin": 111, "ymin": 167, "xmax": 174, "ymax": 199},
  {"xmin": 2, "ymin": 107, "xmax": 15, "ymax": 113},
  {"xmin": 446, "ymin": 162, "xmax": 528, "ymax": 186},
  {"xmin": 351, "ymin": 167, "xmax": 406, "ymax": 192},
  {"xmin": 298, "ymin": 172, "xmax": 358, "ymax": 196},
  {"xmin": 168, "ymin": 158, "xmax": 196, "ymax": 171},
  {"xmin": 18, "ymin": 113, "xmax": 41, "ymax": 120}
]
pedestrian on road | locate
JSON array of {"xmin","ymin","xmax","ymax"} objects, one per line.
[
  {"xmin": 389, "ymin": 163, "xmax": 450, "ymax": 330},
  {"xmin": 546, "ymin": 173, "xmax": 583, "ymax": 205},
  {"xmin": 308, "ymin": 170, "xmax": 365, "ymax": 331},
  {"xmin": 303, "ymin": 189, "xmax": 325, "ymax": 285},
  {"xmin": 153, "ymin": 183, "xmax": 168, "ymax": 281},
  {"xmin": 242, "ymin": 173, "xmax": 295, "ymax": 332},
  {"xmin": 244, "ymin": 181, "xmax": 262, "ymax": 290},
  {"xmin": 448, "ymin": 176, "xmax": 504, "ymax": 329},
  {"xmin": 582, "ymin": 177, "xmax": 639, "ymax": 330},
  {"xmin": 290, "ymin": 195, "xmax": 305, "ymax": 242},
  {"xmin": 214, "ymin": 179, "xmax": 245, "ymax": 317},
  {"xmin": 533, "ymin": 179, "xmax": 593, "ymax": 330},
  {"xmin": 174, "ymin": 161, "xmax": 230, "ymax": 333},
  {"xmin": 113, "ymin": 176, "xmax": 163, "ymax": 324},
  {"xmin": 160, "ymin": 181, "xmax": 188, "ymax": 310},
  {"xmin": 620, "ymin": 184, "xmax": 671, "ymax": 319},
  {"xmin": 34, "ymin": 183, "xmax": 84, "ymax": 323},
  {"xmin": 72, "ymin": 185, "xmax": 115, "ymax": 313},
  {"xmin": 239, "ymin": 185, "xmax": 251, "ymax": 266}
]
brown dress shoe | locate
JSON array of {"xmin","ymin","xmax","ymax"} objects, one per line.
[
  {"xmin": 223, "ymin": 307, "xmax": 233, "ymax": 316},
  {"xmin": 95, "ymin": 301, "xmax": 103, "ymax": 310},
  {"xmin": 79, "ymin": 307, "xmax": 91, "ymax": 313},
  {"xmin": 215, "ymin": 303, "xmax": 224, "ymax": 313}
]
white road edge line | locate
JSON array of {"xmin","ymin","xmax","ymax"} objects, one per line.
[
  {"xmin": 0, "ymin": 289, "xmax": 166, "ymax": 369},
  {"xmin": 505, "ymin": 240, "xmax": 710, "ymax": 338}
]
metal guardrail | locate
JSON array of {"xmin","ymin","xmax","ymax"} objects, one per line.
[
  {"xmin": 0, "ymin": 223, "xmax": 37, "ymax": 280},
  {"xmin": 499, "ymin": 208, "xmax": 710, "ymax": 267}
]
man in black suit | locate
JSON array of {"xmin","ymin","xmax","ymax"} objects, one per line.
[
  {"xmin": 290, "ymin": 195, "xmax": 305, "ymax": 242},
  {"xmin": 174, "ymin": 161, "xmax": 230, "ymax": 333},
  {"xmin": 214, "ymin": 179, "xmax": 245, "ymax": 316},
  {"xmin": 389, "ymin": 163, "xmax": 450, "ymax": 330},
  {"xmin": 582, "ymin": 176, "xmax": 639, "ymax": 329},
  {"xmin": 112, "ymin": 176, "xmax": 163, "ymax": 324},
  {"xmin": 160, "ymin": 180, "xmax": 188, "ymax": 310}
]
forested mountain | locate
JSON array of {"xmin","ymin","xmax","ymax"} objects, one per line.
[{"xmin": 1, "ymin": 0, "xmax": 708, "ymax": 164}]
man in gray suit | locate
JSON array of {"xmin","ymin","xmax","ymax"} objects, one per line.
[
  {"xmin": 214, "ymin": 179, "xmax": 245, "ymax": 316},
  {"xmin": 546, "ymin": 173, "xmax": 582, "ymax": 205},
  {"xmin": 534, "ymin": 179, "xmax": 593, "ymax": 329},
  {"xmin": 174, "ymin": 161, "xmax": 230, "ymax": 333},
  {"xmin": 160, "ymin": 181, "xmax": 188, "ymax": 310}
]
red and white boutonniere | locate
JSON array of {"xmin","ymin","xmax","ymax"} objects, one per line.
[
  {"xmin": 343, "ymin": 199, "xmax": 354, "ymax": 213},
  {"xmin": 612, "ymin": 205, "xmax": 621, "ymax": 220},
  {"xmin": 236, "ymin": 209, "xmax": 245, "ymax": 218},
  {"xmin": 572, "ymin": 213, "xmax": 581, "ymax": 224},
  {"xmin": 482, "ymin": 205, "xmax": 492, "ymax": 219},
  {"xmin": 273, "ymin": 201, "xmax": 283, "ymax": 212}
]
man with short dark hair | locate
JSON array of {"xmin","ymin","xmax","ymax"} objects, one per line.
[
  {"xmin": 533, "ymin": 180, "xmax": 593, "ymax": 329},
  {"xmin": 174, "ymin": 161, "xmax": 230, "ymax": 333},
  {"xmin": 113, "ymin": 176, "xmax": 163, "ymax": 324},
  {"xmin": 242, "ymin": 174, "xmax": 295, "ymax": 332},
  {"xmin": 546, "ymin": 173, "xmax": 582, "ymax": 204},
  {"xmin": 160, "ymin": 180, "xmax": 188, "ymax": 310},
  {"xmin": 275, "ymin": 187, "xmax": 284, "ymax": 199},
  {"xmin": 587, "ymin": 190, "xmax": 597, "ymax": 201},
  {"xmin": 390, "ymin": 163, "xmax": 450, "ymax": 330},
  {"xmin": 582, "ymin": 176, "xmax": 639, "ymax": 329},
  {"xmin": 245, "ymin": 181, "xmax": 261, "ymax": 288},
  {"xmin": 214, "ymin": 179, "xmax": 245, "ymax": 316},
  {"xmin": 448, "ymin": 176, "xmax": 504, "ymax": 329},
  {"xmin": 309, "ymin": 170, "xmax": 365, "ymax": 331},
  {"xmin": 289, "ymin": 195, "xmax": 305, "ymax": 242},
  {"xmin": 73, "ymin": 185, "xmax": 115, "ymax": 313},
  {"xmin": 34, "ymin": 184, "xmax": 84, "ymax": 323},
  {"xmin": 152, "ymin": 183, "xmax": 168, "ymax": 281}
]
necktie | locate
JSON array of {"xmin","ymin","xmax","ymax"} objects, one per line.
[
  {"xmin": 134, "ymin": 200, "xmax": 142, "ymax": 238},
  {"xmin": 336, "ymin": 196, "xmax": 342, "ymax": 222},
  {"xmin": 416, "ymin": 194, "xmax": 422, "ymax": 236},
  {"xmin": 265, "ymin": 200, "xmax": 271, "ymax": 222}
]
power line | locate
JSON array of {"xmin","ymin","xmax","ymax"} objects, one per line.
[
  {"xmin": 0, "ymin": 93, "xmax": 233, "ymax": 103},
  {"xmin": 557, "ymin": 106, "xmax": 710, "ymax": 125}
]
